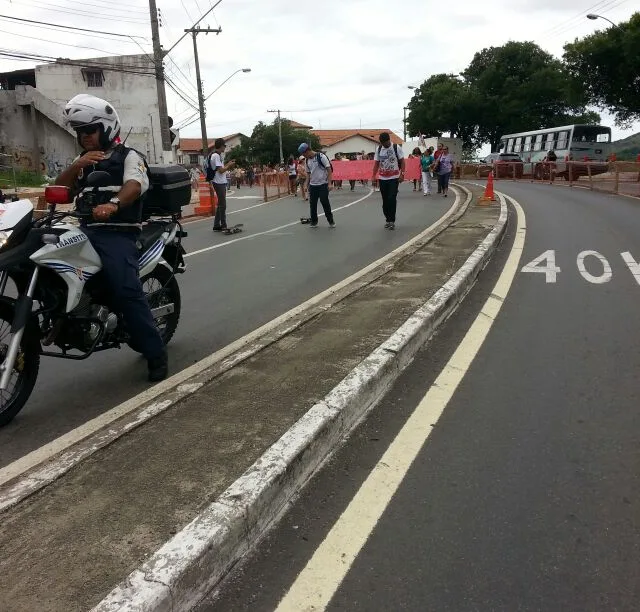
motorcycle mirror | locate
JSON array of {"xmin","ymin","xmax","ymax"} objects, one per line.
[
  {"xmin": 86, "ymin": 171, "xmax": 113, "ymax": 187},
  {"xmin": 44, "ymin": 185, "xmax": 72, "ymax": 204}
]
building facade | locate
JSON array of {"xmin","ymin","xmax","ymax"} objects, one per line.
[{"xmin": 0, "ymin": 54, "xmax": 164, "ymax": 176}]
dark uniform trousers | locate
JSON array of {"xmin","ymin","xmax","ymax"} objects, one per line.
[{"xmin": 84, "ymin": 227, "xmax": 165, "ymax": 361}]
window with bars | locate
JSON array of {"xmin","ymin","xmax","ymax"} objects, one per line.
[{"xmin": 86, "ymin": 70, "xmax": 104, "ymax": 88}]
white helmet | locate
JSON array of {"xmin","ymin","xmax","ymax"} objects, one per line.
[{"xmin": 63, "ymin": 94, "xmax": 121, "ymax": 145}]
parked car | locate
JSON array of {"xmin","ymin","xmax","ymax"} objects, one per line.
[{"xmin": 486, "ymin": 153, "xmax": 524, "ymax": 178}]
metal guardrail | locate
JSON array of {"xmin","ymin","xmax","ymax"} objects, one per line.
[{"xmin": 457, "ymin": 162, "xmax": 640, "ymax": 199}]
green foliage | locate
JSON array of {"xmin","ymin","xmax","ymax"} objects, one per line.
[
  {"xmin": 408, "ymin": 41, "xmax": 598, "ymax": 153},
  {"xmin": 229, "ymin": 120, "xmax": 321, "ymax": 166},
  {"xmin": 564, "ymin": 12, "xmax": 640, "ymax": 127}
]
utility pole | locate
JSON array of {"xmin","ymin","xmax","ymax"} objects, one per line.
[
  {"xmin": 403, "ymin": 106, "xmax": 409, "ymax": 142},
  {"xmin": 185, "ymin": 26, "xmax": 221, "ymax": 161},
  {"xmin": 148, "ymin": 0, "xmax": 171, "ymax": 156},
  {"xmin": 267, "ymin": 109, "xmax": 284, "ymax": 164}
]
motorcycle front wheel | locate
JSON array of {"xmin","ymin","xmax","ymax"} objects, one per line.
[{"xmin": 0, "ymin": 300, "xmax": 40, "ymax": 427}]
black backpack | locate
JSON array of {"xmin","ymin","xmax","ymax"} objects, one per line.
[{"xmin": 204, "ymin": 153, "xmax": 217, "ymax": 181}]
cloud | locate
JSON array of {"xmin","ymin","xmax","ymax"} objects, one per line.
[{"xmin": 0, "ymin": 0, "xmax": 637, "ymax": 150}]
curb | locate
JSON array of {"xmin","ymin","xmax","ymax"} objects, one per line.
[
  {"xmin": 92, "ymin": 193, "xmax": 509, "ymax": 612},
  {"xmin": 0, "ymin": 187, "xmax": 468, "ymax": 512}
]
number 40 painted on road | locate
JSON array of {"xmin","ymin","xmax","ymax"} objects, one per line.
[{"xmin": 521, "ymin": 250, "xmax": 640, "ymax": 284}]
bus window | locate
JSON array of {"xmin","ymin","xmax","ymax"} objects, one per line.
[
  {"xmin": 524, "ymin": 136, "xmax": 532, "ymax": 152},
  {"xmin": 507, "ymin": 138, "xmax": 515, "ymax": 153},
  {"xmin": 557, "ymin": 130, "xmax": 569, "ymax": 150},
  {"xmin": 533, "ymin": 134, "xmax": 544, "ymax": 151},
  {"xmin": 573, "ymin": 125, "xmax": 612, "ymax": 143},
  {"xmin": 545, "ymin": 132, "xmax": 556, "ymax": 151},
  {"xmin": 514, "ymin": 137, "xmax": 523, "ymax": 153}
]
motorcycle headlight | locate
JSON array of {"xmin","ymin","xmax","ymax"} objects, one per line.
[{"xmin": 0, "ymin": 230, "xmax": 12, "ymax": 250}]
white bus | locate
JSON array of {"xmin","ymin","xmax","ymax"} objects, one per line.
[{"xmin": 499, "ymin": 124, "xmax": 612, "ymax": 178}]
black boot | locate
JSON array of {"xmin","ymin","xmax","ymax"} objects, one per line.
[{"xmin": 148, "ymin": 351, "xmax": 168, "ymax": 382}]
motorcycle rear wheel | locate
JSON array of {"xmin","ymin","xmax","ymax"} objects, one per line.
[
  {"xmin": 0, "ymin": 300, "xmax": 40, "ymax": 427},
  {"xmin": 140, "ymin": 265, "xmax": 181, "ymax": 346}
]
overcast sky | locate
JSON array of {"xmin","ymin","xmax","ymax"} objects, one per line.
[{"xmin": 1, "ymin": 0, "xmax": 637, "ymax": 153}]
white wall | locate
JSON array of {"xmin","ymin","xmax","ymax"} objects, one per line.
[
  {"xmin": 34, "ymin": 55, "xmax": 163, "ymax": 163},
  {"xmin": 404, "ymin": 137, "xmax": 463, "ymax": 161},
  {"xmin": 324, "ymin": 135, "xmax": 381, "ymax": 159}
]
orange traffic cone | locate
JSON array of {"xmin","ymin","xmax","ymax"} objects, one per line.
[
  {"xmin": 479, "ymin": 171, "xmax": 496, "ymax": 204},
  {"xmin": 194, "ymin": 177, "xmax": 214, "ymax": 216}
]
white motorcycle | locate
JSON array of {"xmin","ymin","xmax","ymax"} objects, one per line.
[{"xmin": 0, "ymin": 166, "xmax": 190, "ymax": 426}]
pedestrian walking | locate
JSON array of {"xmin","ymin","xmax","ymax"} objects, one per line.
[
  {"xmin": 298, "ymin": 142, "xmax": 335, "ymax": 228},
  {"xmin": 436, "ymin": 146, "xmax": 454, "ymax": 197},
  {"xmin": 287, "ymin": 155, "xmax": 298, "ymax": 195},
  {"xmin": 421, "ymin": 146, "xmax": 434, "ymax": 196},
  {"xmin": 296, "ymin": 155, "xmax": 308, "ymax": 200},
  {"xmin": 371, "ymin": 132, "xmax": 405, "ymax": 230},
  {"xmin": 434, "ymin": 142, "xmax": 444, "ymax": 193},
  {"xmin": 411, "ymin": 147, "xmax": 422, "ymax": 191},
  {"xmin": 246, "ymin": 165, "xmax": 255, "ymax": 188},
  {"xmin": 205, "ymin": 137, "xmax": 236, "ymax": 231}
]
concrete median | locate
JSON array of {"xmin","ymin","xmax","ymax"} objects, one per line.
[{"xmin": 0, "ymin": 184, "xmax": 506, "ymax": 612}]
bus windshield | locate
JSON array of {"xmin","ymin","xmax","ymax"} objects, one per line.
[{"xmin": 572, "ymin": 125, "xmax": 611, "ymax": 143}]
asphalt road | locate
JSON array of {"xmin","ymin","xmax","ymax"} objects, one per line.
[
  {"xmin": 202, "ymin": 183, "xmax": 640, "ymax": 611},
  {"xmin": 0, "ymin": 184, "xmax": 453, "ymax": 467}
]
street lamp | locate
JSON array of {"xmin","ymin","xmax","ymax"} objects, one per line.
[
  {"xmin": 175, "ymin": 68, "xmax": 251, "ymax": 132},
  {"xmin": 203, "ymin": 68, "xmax": 251, "ymax": 104},
  {"xmin": 586, "ymin": 14, "xmax": 619, "ymax": 28}
]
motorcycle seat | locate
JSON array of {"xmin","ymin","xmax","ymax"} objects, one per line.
[{"xmin": 137, "ymin": 223, "xmax": 167, "ymax": 253}]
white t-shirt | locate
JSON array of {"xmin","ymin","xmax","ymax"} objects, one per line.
[
  {"xmin": 306, "ymin": 153, "xmax": 331, "ymax": 186},
  {"xmin": 210, "ymin": 152, "xmax": 227, "ymax": 184},
  {"xmin": 287, "ymin": 163, "xmax": 297, "ymax": 177},
  {"xmin": 374, "ymin": 144, "xmax": 404, "ymax": 180}
]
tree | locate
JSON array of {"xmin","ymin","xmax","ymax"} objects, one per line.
[
  {"xmin": 463, "ymin": 41, "xmax": 595, "ymax": 151},
  {"xmin": 406, "ymin": 74, "xmax": 480, "ymax": 151},
  {"xmin": 230, "ymin": 120, "xmax": 321, "ymax": 166},
  {"xmin": 563, "ymin": 12, "xmax": 640, "ymax": 127}
]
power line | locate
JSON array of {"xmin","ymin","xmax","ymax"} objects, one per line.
[
  {"xmin": 0, "ymin": 49, "xmax": 156, "ymax": 76},
  {"xmin": 540, "ymin": 0, "xmax": 617, "ymax": 39},
  {"xmin": 180, "ymin": 0, "xmax": 194, "ymax": 22},
  {"xmin": 53, "ymin": 0, "xmax": 148, "ymax": 14},
  {"xmin": 12, "ymin": 0, "xmax": 149, "ymax": 24},
  {"xmin": 0, "ymin": 14, "xmax": 149, "ymax": 38},
  {"xmin": 164, "ymin": 0, "xmax": 223, "ymax": 57},
  {"xmin": 0, "ymin": 17, "xmax": 147, "ymax": 44},
  {"xmin": 0, "ymin": 28, "xmax": 119, "ymax": 56}
]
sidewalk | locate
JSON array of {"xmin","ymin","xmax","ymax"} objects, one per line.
[{"xmin": 0, "ymin": 185, "xmax": 501, "ymax": 611}]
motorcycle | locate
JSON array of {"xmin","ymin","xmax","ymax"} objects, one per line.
[{"xmin": 0, "ymin": 166, "xmax": 190, "ymax": 426}]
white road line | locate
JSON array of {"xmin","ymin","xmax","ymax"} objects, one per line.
[
  {"xmin": 185, "ymin": 189, "xmax": 374, "ymax": 258},
  {"xmin": 183, "ymin": 192, "xmax": 293, "ymax": 225},
  {"xmin": 0, "ymin": 189, "xmax": 462, "ymax": 490},
  {"xmin": 275, "ymin": 193, "xmax": 526, "ymax": 612}
]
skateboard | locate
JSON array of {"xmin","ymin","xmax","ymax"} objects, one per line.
[
  {"xmin": 300, "ymin": 217, "xmax": 311, "ymax": 224},
  {"xmin": 223, "ymin": 223, "xmax": 243, "ymax": 235}
]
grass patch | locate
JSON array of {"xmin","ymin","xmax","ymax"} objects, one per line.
[{"xmin": 0, "ymin": 170, "xmax": 47, "ymax": 189}]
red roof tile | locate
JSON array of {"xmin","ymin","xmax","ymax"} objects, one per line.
[{"xmin": 312, "ymin": 129, "xmax": 403, "ymax": 148}]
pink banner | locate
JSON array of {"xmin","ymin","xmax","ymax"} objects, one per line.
[{"xmin": 330, "ymin": 158, "xmax": 422, "ymax": 181}]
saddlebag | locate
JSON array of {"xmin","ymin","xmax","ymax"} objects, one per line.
[{"xmin": 144, "ymin": 165, "xmax": 192, "ymax": 218}]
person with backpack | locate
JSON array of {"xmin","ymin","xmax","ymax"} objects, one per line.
[
  {"xmin": 298, "ymin": 143, "xmax": 336, "ymax": 228},
  {"xmin": 371, "ymin": 132, "xmax": 405, "ymax": 230},
  {"xmin": 204, "ymin": 138, "xmax": 235, "ymax": 231}
]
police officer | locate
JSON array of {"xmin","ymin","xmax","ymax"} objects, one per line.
[{"xmin": 56, "ymin": 94, "xmax": 168, "ymax": 382}]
